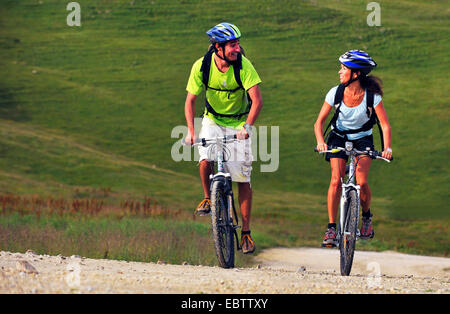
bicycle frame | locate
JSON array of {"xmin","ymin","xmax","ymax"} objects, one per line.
[
  {"xmin": 190, "ymin": 136, "xmax": 241, "ymax": 251},
  {"xmin": 338, "ymin": 142, "xmax": 361, "ymax": 242},
  {"xmin": 212, "ymin": 137, "xmax": 228, "ymax": 176},
  {"xmin": 209, "ymin": 137, "xmax": 239, "ymax": 230}
]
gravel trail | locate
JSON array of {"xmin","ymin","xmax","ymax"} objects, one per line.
[{"xmin": 1, "ymin": 249, "xmax": 449, "ymax": 294}]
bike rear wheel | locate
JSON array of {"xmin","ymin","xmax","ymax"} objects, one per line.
[
  {"xmin": 210, "ymin": 179, "xmax": 235, "ymax": 268},
  {"xmin": 339, "ymin": 189, "xmax": 358, "ymax": 276}
]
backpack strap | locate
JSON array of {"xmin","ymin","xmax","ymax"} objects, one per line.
[
  {"xmin": 364, "ymin": 90, "xmax": 384, "ymax": 150},
  {"xmin": 233, "ymin": 52, "xmax": 253, "ymax": 110},
  {"xmin": 323, "ymin": 84, "xmax": 345, "ymax": 138},
  {"xmin": 331, "ymin": 90, "xmax": 377, "ymax": 136},
  {"xmin": 233, "ymin": 53, "xmax": 244, "ymax": 90},
  {"xmin": 204, "ymin": 99, "xmax": 250, "ymax": 119},
  {"xmin": 201, "ymin": 47, "xmax": 244, "ymax": 93},
  {"xmin": 335, "ymin": 83, "xmax": 346, "ymax": 106},
  {"xmin": 199, "ymin": 48, "xmax": 251, "ymax": 119},
  {"xmin": 322, "ymin": 84, "xmax": 384, "ymax": 150},
  {"xmin": 200, "ymin": 46, "xmax": 214, "ymax": 90},
  {"xmin": 365, "ymin": 91, "xmax": 384, "ymax": 151}
]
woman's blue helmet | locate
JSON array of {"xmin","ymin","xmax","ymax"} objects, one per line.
[
  {"xmin": 339, "ymin": 50, "xmax": 377, "ymax": 75},
  {"xmin": 206, "ymin": 22, "xmax": 241, "ymax": 44}
]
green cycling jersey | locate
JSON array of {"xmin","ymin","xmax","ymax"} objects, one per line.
[{"xmin": 186, "ymin": 53, "xmax": 261, "ymax": 128}]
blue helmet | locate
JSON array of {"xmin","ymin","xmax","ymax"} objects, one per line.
[
  {"xmin": 339, "ymin": 50, "xmax": 377, "ymax": 74},
  {"xmin": 206, "ymin": 22, "xmax": 241, "ymax": 44}
]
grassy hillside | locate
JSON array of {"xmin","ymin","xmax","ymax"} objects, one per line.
[{"xmin": 0, "ymin": 0, "xmax": 448, "ymax": 260}]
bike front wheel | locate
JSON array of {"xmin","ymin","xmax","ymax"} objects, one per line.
[
  {"xmin": 339, "ymin": 189, "xmax": 358, "ymax": 276},
  {"xmin": 210, "ymin": 179, "xmax": 235, "ymax": 268}
]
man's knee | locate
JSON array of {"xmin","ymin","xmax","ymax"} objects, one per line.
[{"xmin": 238, "ymin": 182, "xmax": 252, "ymax": 191}]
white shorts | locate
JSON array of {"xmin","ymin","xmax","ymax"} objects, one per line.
[{"xmin": 198, "ymin": 117, "xmax": 253, "ymax": 183}]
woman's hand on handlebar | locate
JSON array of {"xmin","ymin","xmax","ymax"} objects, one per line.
[
  {"xmin": 382, "ymin": 147, "xmax": 393, "ymax": 160},
  {"xmin": 316, "ymin": 142, "xmax": 328, "ymax": 153}
]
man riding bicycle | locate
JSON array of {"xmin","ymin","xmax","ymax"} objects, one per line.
[{"xmin": 184, "ymin": 23, "xmax": 263, "ymax": 254}]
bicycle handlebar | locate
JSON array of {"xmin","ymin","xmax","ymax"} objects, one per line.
[
  {"xmin": 182, "ymin": 134, "xmax": 248, "ymax": 147},
  {"xmin": 314, "ymin": 145, "xmax": 393, "ymax": 162}
]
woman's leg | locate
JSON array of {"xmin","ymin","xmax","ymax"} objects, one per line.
[
  {"xmin": 328, "ymin": 158, "xmax": 346, "ymax": 223},
  {"xmin": 356, "ymin": 155, "xmax": 375, "ymax": 239},
  {"xmin": 355, "ymin": 155, "xmax": 372, "ymax": 213},
  {"xmin": 322, "ymin": 157, "xmax": 346, "ymax": 247}
]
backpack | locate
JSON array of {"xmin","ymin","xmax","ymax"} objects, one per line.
[
  {"xmin": 323, "ymin": 83, "xmax": 384, "ymax": 150},
  {"xmin": 199, "ymin": 46, "xmax": 252, "ymax": 119}
]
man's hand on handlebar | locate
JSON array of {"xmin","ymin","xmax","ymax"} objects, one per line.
[
  {"xmin": 184, "ymin": 131, "xmax": 197, "ymax": 146},
  {"xmin": 236, "ymin": 128, "xmax": 250, "ymax": 140}
]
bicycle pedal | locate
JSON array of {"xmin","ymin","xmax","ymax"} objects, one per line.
[
  {"xmin": 233, "ymin": 225, "xmax": 241, "ymax": 230},
  {"xmin": 233, "ymin": 230, "xmax": 241, "ymax": 250},
  {"xmin": 196, "ymin": 212, "xmax": 211, "ymax": 217}
]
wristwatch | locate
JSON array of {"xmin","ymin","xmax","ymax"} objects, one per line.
[{"xmin": 243, "ymin": 123, "xmax": 252, "ymax": 136}]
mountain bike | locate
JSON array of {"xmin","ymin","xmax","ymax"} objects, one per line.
[
  {"xmin": 315, "ymin": 142, "xmax": 392, "ymax": 276},
  {"xmin": 188, "ymin": 135, "xmax": 242, "ymax": 268}
]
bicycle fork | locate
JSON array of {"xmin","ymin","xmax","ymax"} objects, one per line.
[
  {"xmin": 338, "ymin": 183, "xmax": 361, "ymax": 246},
  {"xmin": 213, "ymin": 175, "xmax": 242, "ymax": 251},
  {"xmin": 227, "ymin": 190, "xmax": 242, "ymax": 250}
]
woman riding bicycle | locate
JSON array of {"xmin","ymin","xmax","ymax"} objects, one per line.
[{"xmin": 314, "ymin": 50, "xmax": 392, "ymax": 247}]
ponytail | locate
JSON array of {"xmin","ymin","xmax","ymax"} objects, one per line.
[{"xmin": 359, "ymin": 75, "xmax": 383, "ymax": 96}]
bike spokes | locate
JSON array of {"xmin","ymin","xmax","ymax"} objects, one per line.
[
  {"xmin": 211, "ymin": 180, "xmax": 235, "ymax": 268},
  {"xmin": 339, "ymin": 189, "xmax": 358, "ymax": 276}
]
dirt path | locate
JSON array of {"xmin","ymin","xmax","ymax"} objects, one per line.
[{"xmin": 1, "ymin": 248, "xmax": 449, "ymax": 294}]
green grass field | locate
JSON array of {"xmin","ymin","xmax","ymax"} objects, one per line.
[{"xmin": 0, "ymin": 0, "xmax": 448, "ymax": 264}]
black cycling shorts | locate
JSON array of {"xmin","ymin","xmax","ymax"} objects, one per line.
[{"xmin": 325, "ymin": 131, "xmax": 374, "ymax": 162}]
